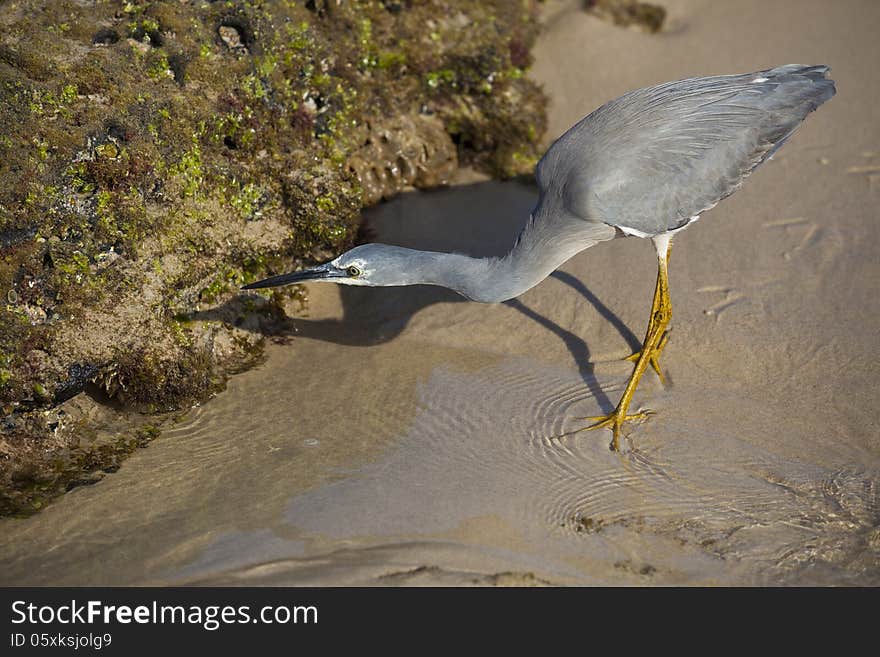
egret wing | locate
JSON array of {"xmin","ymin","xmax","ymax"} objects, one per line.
[{"xmin": 535, "ymin": 65, "xmax": 835, "ymax": 236}]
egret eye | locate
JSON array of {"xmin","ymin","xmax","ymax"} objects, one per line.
[{"xmin": 347, "ymin": 265, "xmax": 362, "ymax": 277}]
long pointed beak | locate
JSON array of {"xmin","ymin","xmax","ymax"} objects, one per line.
[{"xmin": 241, "ymin": 263, "xmax": 346, "ymax": 290}]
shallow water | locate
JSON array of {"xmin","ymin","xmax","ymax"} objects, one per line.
[{"xmin": 1, "ymin": 0, "xmax": 879, "ymax": 585}]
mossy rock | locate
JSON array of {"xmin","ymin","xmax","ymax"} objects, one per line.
[{"xmin": 0, "ymin": 0, "xmax": 547, "ymax": 515}]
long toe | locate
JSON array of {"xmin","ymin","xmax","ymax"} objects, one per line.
[
  {"xmin": 624, "ymin": 332, "xmax": 669, "ymax": 382},
  {"xmin": 582, "ymin": 410, "xmax": 652, "ymax": 428},
  {"xmin": 624, "ymin": 350, "xmax": 665, "ymax": 382}
]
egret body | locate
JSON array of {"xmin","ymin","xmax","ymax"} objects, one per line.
[{"xmin": 244, "ymin": 65, "xmax": 836, "ymax": 450}]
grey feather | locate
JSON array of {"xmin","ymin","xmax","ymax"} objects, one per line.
[{"xmin": 535, "ymin": 64, "xmax": 836, "ymax": 236}]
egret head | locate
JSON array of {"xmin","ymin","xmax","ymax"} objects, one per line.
[{"xmin": 241, "ymin": 243, "xmax": 437, "ymax": 290}]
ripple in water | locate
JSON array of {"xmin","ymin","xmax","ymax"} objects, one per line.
[{"xmin": 274, "ymin": 356, "xmax": 879, "ymax": 585}]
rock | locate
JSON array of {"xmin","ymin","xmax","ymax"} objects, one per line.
[{"xmin": 0, "ymin": 0, "xmax": 547, "ymax": 515}]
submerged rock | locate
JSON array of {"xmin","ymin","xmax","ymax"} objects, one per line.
[
  {"xmin": 584, "ymin": 0, "xmax": 666, "ymax": 33},
  {"xmin": 0, "ymin": 0, "xmax": 547, "ymax": 516}
]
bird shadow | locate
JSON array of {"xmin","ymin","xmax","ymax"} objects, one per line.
[{"xmin": 194, "ymin": 179, "xmax": 640, "ymax": 411}]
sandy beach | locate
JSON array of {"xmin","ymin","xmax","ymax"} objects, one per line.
[{"xmin": 1, "ymin": 0, "xmax": 878, "ymax": 585}]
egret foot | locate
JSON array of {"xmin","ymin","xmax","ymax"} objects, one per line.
[{"xmin": 581, "ymin": 409, "xmax": 653, "ymax": 450}]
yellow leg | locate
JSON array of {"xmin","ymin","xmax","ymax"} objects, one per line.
[
  {"xmin": 584, "ymin": 239, "xmax": 673, "ymax": 451},
  {"xmin": 625, "ymin": 243, "xmax": 672, "ymax": 381}
]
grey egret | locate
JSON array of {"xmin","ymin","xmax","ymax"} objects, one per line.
[{"xmin": 243, "ymin": 64, "xmax": 835, "ymax": 450}]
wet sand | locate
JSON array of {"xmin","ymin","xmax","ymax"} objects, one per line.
[{"xmin": 1, "ymin": 0, "xmax": 878, "ymax": 585}]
